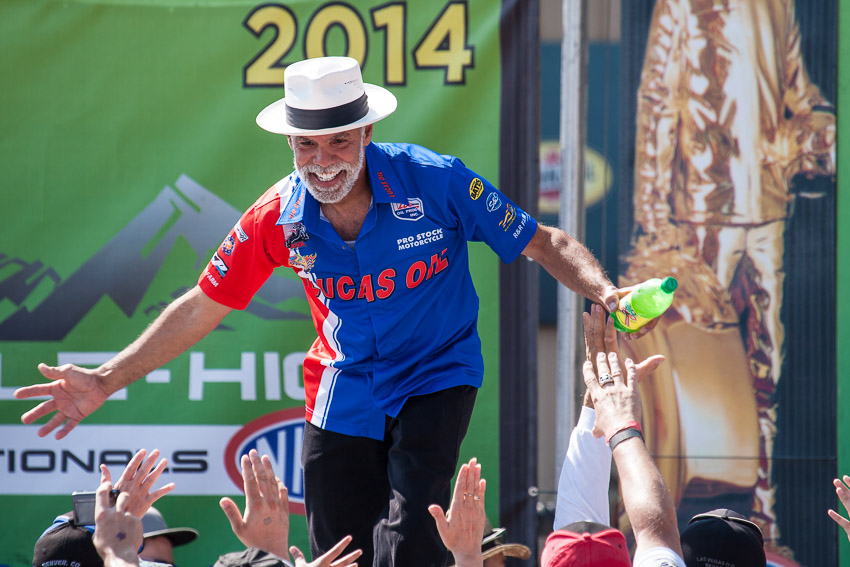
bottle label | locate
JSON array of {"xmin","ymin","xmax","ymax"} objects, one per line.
[{"xmin": 615, "ymin": 301, "xmax": 651, "ymax": 330}]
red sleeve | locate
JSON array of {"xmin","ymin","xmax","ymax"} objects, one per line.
[{"xmin": 197, "ymin": 190, "xmax": 289, "ymax": 310}]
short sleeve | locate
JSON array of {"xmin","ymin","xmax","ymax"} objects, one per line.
[
  {"xmin": 445, "ymin": 158, "xmax": 537, "ymax": 263},
  {"xmin": 553, "ymin": 406, "xmax": 612, "ymax": 529},
  {"xmin": 198, "ymin": 198, "xmax": 288, "ymax": 310}
]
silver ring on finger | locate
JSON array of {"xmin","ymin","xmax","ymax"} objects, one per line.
[{"xmin": 598, "ymin": 373, "xmax": 614, "ymax": 387}]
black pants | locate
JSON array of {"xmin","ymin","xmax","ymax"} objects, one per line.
[{"xmin": 302, "ymin": 385, "xmax": 478, "ymax": 567}]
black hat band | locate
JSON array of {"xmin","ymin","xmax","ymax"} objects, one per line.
[{"xmin": 285, "ymin": 93, "xmax": 369, "ymax": 131}]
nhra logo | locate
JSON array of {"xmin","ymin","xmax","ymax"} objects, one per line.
[
  {"xmin": 224, "ymin": 407, "xmax": 306, "ymax": 515},
  {"xmin": 391, "ymin": 198, "xmax": 424, "ymax": 221}
]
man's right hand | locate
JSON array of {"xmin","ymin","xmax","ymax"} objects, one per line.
[{"xmin": 14, "ymin": 363, "xmax": 110, "ymax": 439}]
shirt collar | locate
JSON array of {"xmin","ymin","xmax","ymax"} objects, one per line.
[
  {"xmin": 365, "ymin": 142, "xmax": 408, "ymax": 204},
  {"xmin": 276, "ymin": 173, "xmax": 309, "ymax": 226},
  {"xmin": 276, "ymin": 142, "xmax": 407, "ymax": 228}
]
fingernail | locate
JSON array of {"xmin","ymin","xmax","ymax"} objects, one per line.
[{"xmin": 607, "ymin": 301, "xmax": 618, "ymax": 312}]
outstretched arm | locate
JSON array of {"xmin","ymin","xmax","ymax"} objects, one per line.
[
  {"xmin": 93, "ymin": 480, "xmax": 142, "ymax": 567},
  {"xmin": 522, "ymin": 226, "xmax": 661, "ymax": 338},
  {"xmin": 522, "ymin": 225, "xmax": 619, "ymax": 313},
  {"xmin": 584, "ymin": 352, "xmax": 682, "ymax": 557},
  {"xmin": 554, "ymin": 305, "xmax": 665, "ymax": 529},
  {"xmin": 15, "ymin": 286, "xmax": 231, "ymax": 438}
]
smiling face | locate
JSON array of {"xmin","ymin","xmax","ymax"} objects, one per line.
[{"xmin": 289, "ymin": 125, "xmax": 372, "ymax": 204}]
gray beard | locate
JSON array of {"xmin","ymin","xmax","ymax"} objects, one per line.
[{"xmin": 295, "ymin": 141, "xmax": 366, "ymax": 204}]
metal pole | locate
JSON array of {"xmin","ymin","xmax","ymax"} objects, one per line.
[
  {"xmin": 499, "ymin": 0, "xmax": 540, "ymax": 556},
  {"xmin": 556, "ymin": 0, "xmax": 588, "ymax": 482}
]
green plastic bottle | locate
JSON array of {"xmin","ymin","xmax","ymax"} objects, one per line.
[{"xmin": 612, "ymin": 276, "xmax": 678, "ymax": 333}]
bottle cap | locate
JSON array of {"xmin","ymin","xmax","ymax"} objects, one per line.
[{"xmin": 661, "ymin": 277, "xmax": 678, "ymax": 293}]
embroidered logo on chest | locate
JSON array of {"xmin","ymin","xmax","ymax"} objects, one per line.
[
  {"xmin": 290, "ymin": 248, "xmax": 317, "ymax": 272},
  {"xmin": 284, "ymin": 222, "xmax": 310, "ymax": 248},
  {"xmin": 391, "ymin": 198, "xmax": 424, "ymax": 221}
]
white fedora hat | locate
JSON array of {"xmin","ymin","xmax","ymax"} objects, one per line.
[{"xmin": 256, "ymin": 56, "xmax": 397, "ymax": 136}]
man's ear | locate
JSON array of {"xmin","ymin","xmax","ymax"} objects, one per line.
[
  {"xmin": 286, "ymin": 135, "xmax": 294, "ymax": 150},
  {"xmin": 364, "ymin": 124, "xmax": 373, "ymax": 146}
]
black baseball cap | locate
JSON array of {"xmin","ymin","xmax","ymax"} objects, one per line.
[
  {"xmin": 33, "ymin": 521, "xmax": 103, "ymax": 567},
  {"xmin": 680, "ymin": 508, "xmax": 766, "ymax": 567}
]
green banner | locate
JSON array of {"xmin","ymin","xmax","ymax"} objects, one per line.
[{"xmin": 0, "ymin": 1, "xmax": 502, "ymax": 564}]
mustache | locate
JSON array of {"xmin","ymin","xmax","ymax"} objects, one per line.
[{"xmin": 300, "ymin": 162, "xmax": 355, "ymax": 175}]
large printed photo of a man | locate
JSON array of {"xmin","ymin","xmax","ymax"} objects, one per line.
[{"xmin": 617, "ymin": 1, "xmax": 837, "ymax": 565}]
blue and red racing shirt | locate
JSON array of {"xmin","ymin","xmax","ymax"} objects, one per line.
[{"xmin": 199, "ymin": 142, "xmax": 537, "ymax": 440}]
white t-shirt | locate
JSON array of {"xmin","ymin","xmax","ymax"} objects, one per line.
[
  {"xmin": 553, "ymin": 406, "xmax": 612, "ymax": 528},
  {"xmin": 553, "ymin": 407, "xmax": 686, "ymax": 567},
  {"xmin": 633, "ymin": 546, "xmax": 686, "ymax": 567}
]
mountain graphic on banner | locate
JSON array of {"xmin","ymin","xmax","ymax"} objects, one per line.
[{"xmin": 0, "ymin": 174, "xmax": 306, "ymax": 341}]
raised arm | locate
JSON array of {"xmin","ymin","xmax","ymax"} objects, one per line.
[
  {"xmin": 584, "ymin": 352, "xmax": 682, "ymax": 558},
  {"xmin": 219, "ymin": 449, "xmax": 291, "ymax": 559},
  {"xmin": 554, "ymin": 305, "xmax": 666, "ymax": 529},
  {"xmin": 93, "ymin": 448, "xmax": 174, "ymax": 567},
  {"xmin": 428, "ymin": 457, "xmax": 487, "ymax": 567},
  {"xmin": 15, "ymin": 285, "xmax": 231, "ymax": 438}
]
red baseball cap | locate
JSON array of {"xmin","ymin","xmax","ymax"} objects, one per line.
[{"xmin": 541, "ymin": 522, "xmax": 631, "ymax": 567}]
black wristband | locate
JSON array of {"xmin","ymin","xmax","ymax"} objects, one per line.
[{"xmin": 608, "ymin": 427, "xmax": 644, "ymax": 451}]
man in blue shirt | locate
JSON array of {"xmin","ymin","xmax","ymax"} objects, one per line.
[{"xmin": 17, "ymin": 57, "xmax": 632, "ymax": 566}]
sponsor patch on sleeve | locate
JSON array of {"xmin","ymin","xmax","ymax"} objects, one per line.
[
  {"xmin": 486, "ymin": 192, "xmax": 502, "ymax": 213},
  {"xmin": 511, "ymin": 212, "xmax": 528, "ymax": 239},
  {"xmin": 211, "ymin": 252, "xmax": 229, "ymax": 277},
  {"xmin": 498, "ymin": 203, "xmax": 517, "ymax": 231},
  {"xmin": 469, "ymin": 178, "xmax": 484, "ymax": 200},
  {"xmin": 221, "ymin": 235, "xmax": 235, "ymax": 255},
  {"xmin": 234, "ymin": 223, "xmax": 249, "ymax": 242}
]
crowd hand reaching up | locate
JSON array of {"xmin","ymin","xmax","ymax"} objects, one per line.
[
  {"xmin": 289, "ymin": 535, "xmax": 362, "ymax": 567},
  {"xmin": 428, "ymin": 457, "xmax": 486, "ymax": 567},
  {"xmin": 584, "ymin": 351, "xmax": 642, "ymax": 440},
  {"xmin": 582, "ymin": 304, "xmax": 664, "ymax": 406},
  {"xmin": 15, "ymin": 363, "xmax": 111, "ymax": 439},
  {"xmin": 828, "ymin": 475, "xmax": 850, "ymax": 542},
  {"xmin": 101, "ymin": 449, "xmax": 175, "ymax": 518},
  {"xmin": 93, "ymin": 467, "xmax": 143, "ymax": 567},
  {"xmin": 220, "ymin": 449, "xmax": 291, "ymax": 559}
]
